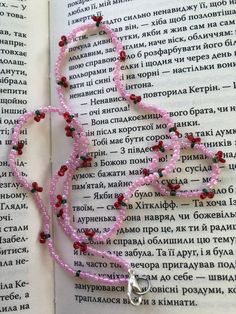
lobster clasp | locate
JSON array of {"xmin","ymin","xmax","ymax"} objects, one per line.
[{"xmin": 127, "ymin": 269, "xmax": 151, "ymax": 306}]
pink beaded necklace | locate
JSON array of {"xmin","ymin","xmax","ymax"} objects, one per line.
[{"xmin": 8, "ymin": 15, "xmax": 225, "ymax": 306}]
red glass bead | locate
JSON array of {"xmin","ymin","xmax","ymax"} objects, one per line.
[
  {"xmin": 175, "ymin": 184, "xmax": 180, "ymax": 190},
  {"xmin": 73, "ymin": 242, "xmax": 81, "ymax": 250},
  {"xmin": 61, "ymin": 35, "xmax": 67, "ymax": 41},
  {"xmin": 168, "ymin": 183, "xmax": 180, "ymax": 191},
  {"xmin": 34, "ymin": 116, "xmax": 41, "ymax": 122},
  {"xmin": 80, "ymin": 242, "xmax": 87, "ymax": 252},
  {"xmin": 114, "ymin": 201, "xmax": 120, "ymax": 208},
  {"xmin": 84, "ymin": 229, "xmax": 95, "ymax": 238},
  {"xmin": 61, "ymin": 76, "xmax": 67, "ymax": 83},
  {"xmin": 59, "ymin": 40, "xmax": 64, "ymax": 47},
  {"xmin": 143, "ymin": 168, "xmax": 149, "ymax": 176},
  {"xmin": 57, "ymin": 195, "xmax": 63, "ymax": 201},
  {"xmin": 63, "ymin": 82, "xmax": 69, "ymax": 88},
  {"xmin": 130, "ymin": 94, "xmax": 136, "ymax": 101},
  {"xmin": 151, "ymin": 145, "xmax": 159, "ymax": 151},
  {"xmin": 18, "ymin": 149, "xmax": 23, "ymax": 155},
  {"xmin": 66, "ymin": 117, "xmax": 73, "ymax": 123},
  {"xmin": 61, "ymin": 165, "xmax": 68, "ymax": 172},
  {"xmin": 58, "ymin": 209, "xmax": 64, "ymax": 218},
  {"xmin": 216, "ymin": 151, "xmax": 226, "ymax": 163},
  {"xmin": 208, "ymin": 191, "xmax": 214, "ymax": 199},
  {"xmin": 136, "ymin": 96, "xmax": 141, "ymax": 103},
  {"xmin": 40, "ymin": 231, "xmax": 45, "ymax": 238},
  {"xmin": 40, "ymin": 112, "xmax": 45, "ymax": 119},
  {"xmin": 37, "ymin": 186, "xmax": 43, "ymax": 192},
  {"xmin": 39, "ymin": 237, "xmax": 46, "ymax": 244},
  {"xmin": 63, "ymin": 112, "xmax": 70, "ymax": 119},
  {"xmin": 120, "ymin": 50, "xmax": 126, "ymax": 61},
  {"xmin": 187, "ymin": 135, "xmax": 194, "ymax": 142},
  {"xmin": 66, "ymin": 131, "xmax": 73, "ymax": 137},
  {"xmin": 176, "ymin": 131, "xmax": 181, "ymax": 137},
  {"xmin": 18, "ymin": 142, "xmax": 24, "ymax": 149},
  {"xmin": 58, "ymin": 170, "xmax": 64, "ymax": 176},
  {"xmin": 32, "ymin": 182, "xmax": 38, "ymax": 189},
  {"xmin": 92, "ymin": 15, "xmax": 103, "ymax": 23},
  {"xmin": 117, "ymin": 194, "xmax": 124, "ymax": 203},
  {"xmin": 200, "ymin": 193, "xmax": 206, "ymax": 200}
]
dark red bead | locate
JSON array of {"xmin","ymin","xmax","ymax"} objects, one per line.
[
  {"xmin": 120, "ymin": 50, "xmax": 126, "ymax": 61},
  {"xmin": 63, "ymin": 82, "xmax": 69, "ymax": 88},
  {"xmin": 130, "ymin": 94, "xmax": 136, "ymax": 101},
  {"xmin": 200, "ymin": 193, "xmax": 206, "ymax": 200},
  {"xmin": 136, "ymin": 96, "xmax": 141, "ymax": 103},
  {"xmin": 61, "ymin": 165, "xmax": 68, "ymax": 172},
  {"xmin": 66, "ymin": 131, "xmax": 73, "ymax": 137},
  {"xmin": 61, "ymin": 76, "xmax": 67, "ymax": 83},
  {"xmin": 34, "ymin": 116, "xmax": 41, "ymax": 122},
  {"xmin": 73, "ymin": 242, "xmax": 81, "ymax": 249},
  {"xmin": 168, "ymin": 183, "xmax": 180, "ymax": 191},
  {"xmin": 59, "ymin": 40, "xmax": 64, "ymax": 47},
  {"xmin": 63, "ymin": 112, "xmax": 70, "ymax": 119},
  {"xmin": 219, "ymin": 158, "xmax": 226, "ymax": 163},
  {"xmin": 40, "ymin": 112, "xmax": 45, "ymax": 119},
  {"xmin": 143, "ymin": 168, "xmax": 149, "ymax": 176},
  {"xmin": 57, "ymin": 209, "xmax": 64, "ymax": 218},
  {"xmin": 208, "ymin": 191, "xmax": 214, "ymax": 199},
  {"xmin": 92, "ymin": 15, "xmax": 103, "ymax": 23},
  {"xmin": 18, "ymin": 149, "xmax": 23, "ymax": 155},
  {"xmin": 39, "ymin": 237, "xmax": 46, "ymax": 244},
  {"xmin": 40, "ymin": 231, "xmax": 45, "ymax": 238},
  {"xmin": 32, "ymin": 182, "xmax": 38, "ymax": 189},
  {"xmin": 151, "ymin": 145, "xmax": 159, "ymax": 151},
  {"xmin": 114, "ymin": 201, "xmax": 120, "ymax": 208},
  {"xmin": 175, "ymin": 184, "xmax": 180, "ymax": 190},
  {"xmin": 61, "ymin": 35, "xmax": 67, "ymax": 41},
  {"xmin": 117, "ymin": 194, "xmax": 124, "ymax": 203},
  {"xmin": 37, "ymin": 187, "xmax": 43, "ymax": 192},
  {"xmin": 187, "ymin": 134, "xmax": 194, "ymax": 141},
  {"xmin": 57, "ymin": 194, "xmax": 63, "ymax": 201},
  {"xmin": 58, "ymin": 170, "xmax": 64, "ymax": 176},
  {"xmin": 84, "ymin": 229, "xmax": 95, "ymax": 238},
  {"xmin": 18, "ymin": 142, "xmax": 24, "ymax": 149},
  {"xmin": 80, "ymin": 242, "xmax": 87, "ymax": 252}
]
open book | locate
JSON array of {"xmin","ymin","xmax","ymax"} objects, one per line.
[{"xmin": 0, "ymin": 0, "xmax": 235, "ymax": 313}]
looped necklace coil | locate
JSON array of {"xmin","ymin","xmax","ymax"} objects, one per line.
[{"xmin": 8, "ymin": 14, "xmax": 225, "ymax": 306}]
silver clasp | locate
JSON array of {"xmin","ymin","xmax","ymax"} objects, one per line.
[{"xmin": 127, "ymin": 269, "xmax": 151, "ymax": 306}]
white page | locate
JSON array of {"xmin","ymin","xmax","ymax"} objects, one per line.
[
  {"xmin": 50, "ymin": 1, "xmax": 236, "ymax": 313},
  {"xmin": 0, "ymin": 1, "xmax": 54, "ymax": 313}
]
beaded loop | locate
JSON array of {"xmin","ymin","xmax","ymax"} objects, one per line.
[
  {"xmin": 147, "ymin": 138, "xmax": 222, "ymax": 198},
  {"xmin": 8, "ymin": 15, "xmax": 225, "ymax": 304},
  {"xmin": 9, "ymin": 106, "xmax": 130, "ymax": 285}
]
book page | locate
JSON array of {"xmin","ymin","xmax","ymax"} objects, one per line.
[
  {"xmin": 0, "ymin": 1, "xmax": 54, "ymax": 313},
  {"xmin": 50, "ymin": 0, "xmax": 236, "ymax": 313}
]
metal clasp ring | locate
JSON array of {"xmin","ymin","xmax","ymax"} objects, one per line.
[{"xmin": 127, "ymin": 269, "xmax": 151, "ymax": 306}]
